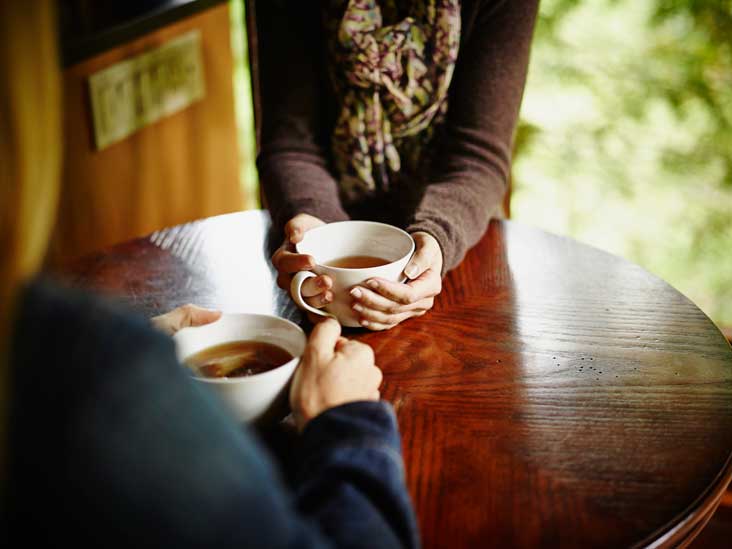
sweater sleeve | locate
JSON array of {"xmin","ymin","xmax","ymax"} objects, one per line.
[
  {"xmin": 256, "ymin": 0, "xmax": 350, "ymax": 236},
  {"xmin": 405, "ymin": 0, "xmax": 539, "ymax": 273},
  {"xmin": 294, "ymin": 401, "xmax": 421, "ymax": 549}
]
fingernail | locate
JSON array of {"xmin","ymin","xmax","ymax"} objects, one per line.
[
  {"xmin": 352, "ymin": 303, "xmax": 363, "ymax": 312},
  {"xmin": 350, "ymin": 288, "xmax": 362, "ymax": 299},
  {"xmin": 404, "ymin": 266, "xmax": 418, "ymax": 279},
  {"xmin": 360, "ymin": 320, "xmax": 370, "ymax": 328},
  {"xmin": 367, "ymin": 280, "xmax": 378, "ymax": 290},
  {"xmin": 323, "ymin": 293, "xmax": 332, "ymax": 304}
]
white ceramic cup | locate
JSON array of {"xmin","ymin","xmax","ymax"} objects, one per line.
[
  {"xmin": 173, "ymin": 313, "xmax": 306, "ymax": 423},
  {"xmin": 290, "ymin": 221, "xmax": 415, "ymax": 327}
]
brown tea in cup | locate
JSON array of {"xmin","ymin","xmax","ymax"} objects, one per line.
[
  {"xmin": 324, "ymin": 255, "xmax": 390, "ymax": 269},
  {"xmin": 185, "ymin": 340, "xmax": 293, "ymax": 379}
]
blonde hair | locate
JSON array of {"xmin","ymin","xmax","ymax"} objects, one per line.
[{"xmin": 0, "ymin": 0, "xmax": 61, "ymax": 482}]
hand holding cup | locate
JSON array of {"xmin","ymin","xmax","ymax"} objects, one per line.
[
  {"xmin": 272, "ymin": 214, "xmax": 333, "ymax": 309},
  {"xmin": 288, "ymin": 221, "xmax": 416, "ymax": 327},
  {"xmin": 290, "ymin": 318, "xmax": 382, "ymax": 431},
  {"xmin": 349, "ymin": 231, "xmax": 443, "ymax": 331}
]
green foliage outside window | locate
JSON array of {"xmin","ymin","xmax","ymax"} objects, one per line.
[
  {"xmin": 230, "ymin": 0, "xmax": 259, "ymax": 209},
  {"xmin": 514, "ymin": 0, "xmax": 732, "ymax": 325}
]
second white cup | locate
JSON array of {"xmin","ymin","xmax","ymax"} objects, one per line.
[
  {"xmin": 173, "ymin": 313, "xmax": 306, "ymax": 424},
  {"xmin": 290, "ymin": 221, "xmax": 415, "ymax": 327}
]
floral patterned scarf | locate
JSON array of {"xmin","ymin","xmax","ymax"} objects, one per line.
[{"xmin": 325, "ymin": 0, "xmax": 461, "ymax": 202}]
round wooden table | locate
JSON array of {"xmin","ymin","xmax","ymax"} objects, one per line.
[{"xmin": 61, "ymin": 210, "xmax": 732, "ymax": 548}]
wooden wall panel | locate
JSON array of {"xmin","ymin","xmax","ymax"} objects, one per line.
[{"xmin": 51, "ymin": 3, "xmax": 243, "ymax": 263}]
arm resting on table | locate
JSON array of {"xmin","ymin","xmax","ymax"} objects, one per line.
[{"xmin": 406, "ymin": 0, "xmax": 539, "ymax": 273}]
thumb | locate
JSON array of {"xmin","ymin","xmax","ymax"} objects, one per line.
[
  {"xmin": 151, "ymin": 305, "xmax": 221, "ymax": 335},
  {"xmin": 186, "ymin": 306, "xmax": 222, "ymax": 327},
  {"xmin": 286, "ymin": 222, "xmax": 304, "ymax": 245},
  {"xmin": 286, "ymin": 214, "xmax": 323, "ymax": 244},
  {"xmin": 305, "ymin": 318, "xmax": 341, "ymax": 364},
  {"xmin": 404, "ymin": 234, "xmax": 437, "ymax": 280}
]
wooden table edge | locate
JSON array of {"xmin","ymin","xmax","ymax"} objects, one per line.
[
  {"xmin": 640, "ymin": 452, "xmax": 732, "ymax": 548},
  {"xmin": 56, "ymin": 211, "xmax": 732, "ymax": 548}
]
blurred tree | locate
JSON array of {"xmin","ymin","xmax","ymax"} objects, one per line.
[
  {"xmin": 513, "ymin": 0, "xmax": 732, "ymax": 325},
  {"xmin": 230, "ymin": 0, "xmax": 259, "ymax": 208}
]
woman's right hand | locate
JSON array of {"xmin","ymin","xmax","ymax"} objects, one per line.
[
  {"xmin": 290, "ymin": 319, "xmax": 383, "ymax": 431},
  {"xmin": 272, "ymin": 213, "xmax": 333, "ymax": 309}
]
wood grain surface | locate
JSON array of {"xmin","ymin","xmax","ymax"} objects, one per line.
[{"xmin": 59, "ymin": 210, "xmax": 732, "ymax": 548}]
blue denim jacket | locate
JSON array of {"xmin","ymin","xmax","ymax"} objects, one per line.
[{"xmin": 5, "ymin": 281, "xmax": 420, "ymax": 548}]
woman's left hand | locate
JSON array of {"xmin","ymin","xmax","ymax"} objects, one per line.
[
  {"xmin": 151, "ymin": 304, "xmax": 222, "ymax": 336},
  {"xmin": 349, "ymin": 232, "xmax": 443, "ymax": 331}
]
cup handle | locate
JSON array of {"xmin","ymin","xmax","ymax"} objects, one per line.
[{"xmin": 290, "ymin": 271, "xmax": 337, "ymax": 320}]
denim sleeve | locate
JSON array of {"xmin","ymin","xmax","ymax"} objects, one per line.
[{"xmin": 293, "ymin": 402, "xmax": 421, "ymax": 549}]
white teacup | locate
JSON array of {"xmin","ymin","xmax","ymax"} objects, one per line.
[
  {"xmin": 290, "ymin": 221, "xmax": 415, "ymax": 327},
  {"xmin": 173, "ymin": 313, "xmax": 306, "ymax": 423}
]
